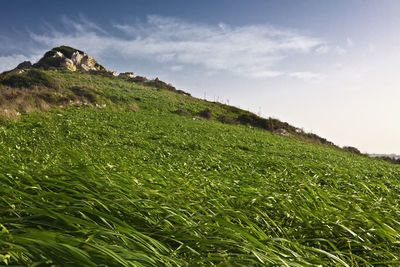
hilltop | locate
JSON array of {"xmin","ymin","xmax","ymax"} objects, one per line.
[
  {"xmin": 1, "ymin": 46, "xmax": 400, "ymax": 266},
  {"xmin": 0, "ymin": 46, "xmax": 335, "ymax": 147}
]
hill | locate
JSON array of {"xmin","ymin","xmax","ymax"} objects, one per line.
[{"xmin": 1, "ymin": 47, "xmax": 400, "ymax": 266}]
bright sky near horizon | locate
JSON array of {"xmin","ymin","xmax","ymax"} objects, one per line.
[{"xmin": 1, "ymin": 0, "xmax": 400, "ymax": 154}]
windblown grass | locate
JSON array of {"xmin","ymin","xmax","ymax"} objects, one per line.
[
  {"xmin": 0, "ymin": 71, "xmax": 400, "ymax": 265},
  {"xmin": 1, "ymin": 107, "xmax": 400, "ymax": 266}
]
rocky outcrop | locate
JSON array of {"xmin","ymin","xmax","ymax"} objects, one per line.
[
  {"xmin": 61, "ymin": 58, "xmax": 77, "ymax": 71},
  {"xmin": 33, "ymin": 46, "xmax": 116, "ymax": 76},
  {"xmin": 82, "ymin": 55, "xmax": 97, "ymax": 69},
  {"xmin": 1, "ymin": 61, "xmax": 33, "ymax": 75},
  {"xmin": 119, "ymin": 72, "xmax": 135, "ymax": 78},
  {"xmin": 274, "ymin": 128, "xmax": 290, "ymax": 137},
  {"xmin": 16, "ymin": 61, "xmax": 32, "ymax": 69},
  {"xmin": 71, "ymin": 51, "xmax": 84, "ymax": 65}
]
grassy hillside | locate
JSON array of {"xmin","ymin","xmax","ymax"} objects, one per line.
[{"xmin": 1, "ymin": 70, "xmax": 400, "ymax": 266}]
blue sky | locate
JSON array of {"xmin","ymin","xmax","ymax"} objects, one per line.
[{"xmin": 1, "ymin": 0, "xmax": 400, "ymax": 154}]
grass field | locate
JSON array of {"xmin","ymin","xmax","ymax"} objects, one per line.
[{"xmin": 1, "ymin": 71, "xmax": 400, "ymax": 266}]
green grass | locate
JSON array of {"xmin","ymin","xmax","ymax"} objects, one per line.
[{"xmin": 1, "ymin": 71, "xmax": 400, "ymax": 266}]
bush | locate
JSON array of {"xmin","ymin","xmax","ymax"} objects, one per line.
[
  {"xmin": 236, "ymin": 114, "xmax": 269, "ymax": 130},
  {"xmin": 343, "ymin": 146, "xmax": 361, "ymax": 154},
  {"xmin": 35, "ymin": 91, "xmax": 58, "ymax": 104},
  {"xmin": 217, "ymin": 115, "xmax": 235, "ymax": 124},
  {"xmin": 130, "ymin": 76, "xmax": 148, "ymax": 83},
  {"xmin": 198, "ymin": 108, "xmax": 212, "ymax": 119},
  {"xmin": 70, "ymin": 86, "xmax": 98, "ymax": 103}
]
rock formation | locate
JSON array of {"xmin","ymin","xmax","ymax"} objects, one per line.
[
  {"xmin": 1, "ymin": 61, "xmax": 32, "ymax": 75},
  {"xmin": 118, "ymin": 72, "xmax": 135, "ymax": 78},
  {"xmin": 33, "ymin": 46, "xmax": 116, "ymax": 76},
  {"xmin": 16, "ymin": 61, "xmax": 32, "ymax": 69},
  {"xmin": 274, "ymin": 128, "xmax": 290, "ymax": 137}
]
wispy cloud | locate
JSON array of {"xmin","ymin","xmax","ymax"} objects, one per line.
[
  {"xmin": 335, "ymin": 46, "xmax": 347, "ymax": 55},
  {"xmin": 315, "ymin": 45, "xmax": 330, "ymax": 54},
  {"xmin": 346, "ymin": 37, "xmax": 354, "ymax": 48},
  {"xmin": 28, "ymin": 15, "xmax": 325, "ymax": 79},
  {"xmin": 289, "ymin": 72, "xmax": 322, "ymax": 81}
]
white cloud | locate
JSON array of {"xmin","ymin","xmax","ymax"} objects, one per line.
[
  {"xmin": 170, "ymin": 65, "xmax": 184, "ymax": 71},
  {"xmin": 315, "ymin": 45, "xmax": 330, "ymax": 54},
  {"xmin": 29, "ymin": 16, "xmax": 325, "ymax": 79},
  {"xmin": 250, "ymin": 71, "xmax": 283, "ymax": 78},
  {"xmin": 368, "ymin": 43, "xmax": 376, "ymax": 53},
  {"xmin": 335, "ymin": 46, "xmax": 347, "ymax": 55},
  {"xmin": 346, "ymin": 37, "xmax": 354, "ymax": 48},
  {"xmin": 288, "ymin": 72, "xmax": 322, "ymax": 81}
]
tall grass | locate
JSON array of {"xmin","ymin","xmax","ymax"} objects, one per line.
[
  {"xmin": 0, "ymin": 70, "xmax": 400, "ymax": 265},
  {"xmin": 1, "ymin": 105, "xmax": 400, "ymax": 265}
]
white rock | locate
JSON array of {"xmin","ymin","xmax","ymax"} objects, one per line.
[
  {"xmin": 80, "ymin": 64, "xmax": 92, "ymax": 72},
  {"xmin": 53, "ymin": 51, "xmax": 64, "ymax": 58},
  {"xmin": 61, "ymin": 58, "xmax": 76, "ymax": 71},
  {"xmin": 119, "ymin": 72, "xmax": 135, "ymax": 78},
  {"xmin": 274, "ymin": 128, "xmax": 290, "ymax": 137},
  {"xmin": 71, "ymin": 51, "xmax": 84, "ymax": 65},
  {"xmin": 81, "ymin": 55, "xmax": 97, "ymax": 69}
]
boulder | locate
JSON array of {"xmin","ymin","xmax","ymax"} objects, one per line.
[
  {"xmin": 71, "ymin": 51, "xmax": 84, "ymax": 65},
  {"xmin": 61, "ymin": 58, "xmax": 77, "ymax": 71},
  {"xmin": 53, "ymin": 51, "xmax": 64, "ymax": 58},
  {"xmin": 16, "ymin": 61, "xmax": 32, "ymax": 69},
  {"xmin": 81, "ymin": 55, "xmax": 97, "ymax": 71},
  {"xmin": 274, "ymin": 128, "xmax": 290, "ymax": 137}
]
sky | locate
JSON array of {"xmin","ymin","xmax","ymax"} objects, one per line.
[{"xmin": 1, "ymin": 0, "xmax": 400, "ymax": 154}]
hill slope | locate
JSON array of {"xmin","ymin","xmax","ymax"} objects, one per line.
[{"xmin": 1, "ymin": 48, "xmax": 400, "ymax": 266}]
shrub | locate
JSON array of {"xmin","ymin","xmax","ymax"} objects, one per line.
[
  {"xmin": 130, "ymin": 76, "xmax": 148, "ymax": 83},
  {"xmin": 198, "ymin": 108, "xmax": 212, "ymax": 119},
  {"xmin": 70, "ymin": 86, "xmax": 98, "ymax": 103},
  {"xmin": 217, "ymin": 115, "xmax": 235, "ymax": 124},
  {"xmin": 236, "ymin": 113, "xmax": 269, "ymax": 129},
  {"xmin": 343, "ymin": 146, "xmax": 361, "ymax": 154},
  {"xmin": 176, "ymin": 90, "xmax": 191, "ymax": 96},
  {"xmin": 35, "ymin": 91, "xmax": 57, "ymax": 104}
]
